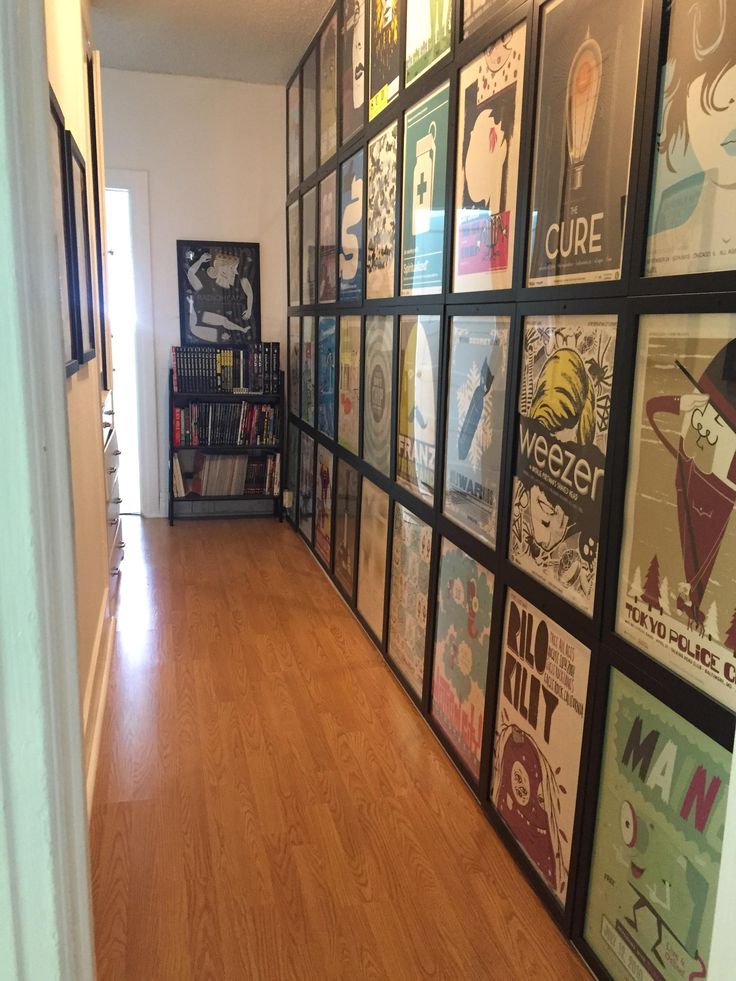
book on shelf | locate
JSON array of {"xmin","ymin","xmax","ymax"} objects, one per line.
[
  {"xmin": 171, "ymin": 343, "xmax": 281, "ymax": 395},
  {"xmin": 172, "ymin": 401, "xmax": 280, "ymax": 448},
  {"xmin": 173, "ymin": 450, "xmax": 281, "ymax": 498}
]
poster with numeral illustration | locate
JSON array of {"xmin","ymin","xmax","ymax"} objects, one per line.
[
  {"xmin": 388, "ymin": 503, "xmax": 432, "ymax": 696},
  {"xmin": 339, "ymin": 149, "xmax": 364, "ymax": 301}
]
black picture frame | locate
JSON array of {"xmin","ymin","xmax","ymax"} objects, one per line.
[
  {"xmin": 49, "ymin": 86, "xmax": 78, "ymax": 378},
  {"xmin": 177, "ymin": 239, "xmax": 261, "ymax": 346},
  {"xmin": 66, "ymin": 132, "xmax": 96, "ymax": 365},
  {"xmin": 86, "ymin": 52, "xmax": 110, "ymax": 389}
]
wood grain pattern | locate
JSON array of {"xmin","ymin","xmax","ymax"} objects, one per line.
[{"xmin": 90, "ymin": 517, "xmax": 591, "ymax": 980}]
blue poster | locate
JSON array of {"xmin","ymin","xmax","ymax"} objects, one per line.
[
  {"xmin": 339, "ymin": 149, "xmax": 364, "ymax": 301},
  {"xmin": 318, "ymin": 316, "xmax": 336, "ymax": 438}
]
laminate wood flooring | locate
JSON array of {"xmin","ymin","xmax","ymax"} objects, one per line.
[{"xmin": 90, "ymin": 517, "xmax": 591, "ymax": 980}]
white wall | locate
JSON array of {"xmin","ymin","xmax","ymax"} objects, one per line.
[{"xmin": 101, "ymin": 68, "xmax": 286, "ymax": 513}]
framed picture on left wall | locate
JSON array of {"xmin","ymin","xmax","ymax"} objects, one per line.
[{"xmin": 48, "ymin": 87, "xmax": 78, "ymax": 376}]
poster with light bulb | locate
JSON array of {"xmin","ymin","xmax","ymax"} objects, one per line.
[{"xmin": 526, "ymin": 0, "xmax": 644, "ymax": 287}]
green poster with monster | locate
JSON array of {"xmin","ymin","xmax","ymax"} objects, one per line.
[{"xmin": 584, "ymin": 670, "xmax": 730, "ymax": 981}]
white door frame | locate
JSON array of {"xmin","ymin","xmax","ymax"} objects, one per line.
[
  {"xmin": 0, "ymin": 1, "xmax": 95, "ymax": 978},
  {"xmin": 106, "ymin": 168, "xmax": 161, "ymax": 517}
]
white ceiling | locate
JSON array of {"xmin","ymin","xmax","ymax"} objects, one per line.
[{"xmin": 91, "ymin": 0, "xmax": 330, "ymax": 86}]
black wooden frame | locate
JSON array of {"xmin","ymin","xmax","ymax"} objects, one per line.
[{"xmin": 66, "ymin": 132, "xmax": 97, "ymax": 366}]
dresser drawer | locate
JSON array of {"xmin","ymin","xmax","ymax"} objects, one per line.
[
  {"xmin": 110, "ymin": 517, "xmax": 124, "ymax": 576},
  {"xmin": 104, "ymin": 429, "xmax": 121, "ymax": 499},
  {"xmin": 107, "ymin": 478, "xmax": 121, "ymax": 552}
]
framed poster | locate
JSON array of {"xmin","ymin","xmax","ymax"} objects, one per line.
[
  {"xmin": 646, "ymin": 2, "xmax": 736, "ymax": 278},
  {"xmin": 299, "ymin": 431, "xmax": 315, "ymax": 541},
  {"xmin": 430, "ymin": 538, "xmax": 495, "ymax": 779},
  {"xmin": 68, "ymin": 136, "xmax": 96, "ymax": 364},
  {"xmin": 86, "ymin": 53, "xmax": 109, "ymax": 388},
  {"xmin": 338, "ymin": 315, "xmax": 361, "ymax": 453},
  {"xmin": 526, "ymin": 0, "xmax": 645, "ymax": 287},
  {"xmin": 509, "ymin": 315, "xmax": 617, "ymax": 615},
  {"xmin": 616, "ymin": 314, "xmax": 736, "ymax": 710},
  {"xmin": 302, "ymin": 186, "xmax": 317, "ymax": 305},
  {"xmin": 302, "ymin": 48, "xmax": 318, "ymax": 178},
  {"xmin": 342, "ymin": 0, "xmax": 366, "ymax": 144},
  {"xmin": 335, "ymin": 459, "xmax": 359, "ymax": 595},
  {"xmin": 369, "ymin": 0, "xmax": 401, "ymax": 121},
  {"xmin": 320, "ymin": 15, "xmax": 338, "ymax": 165},
  {"xmin": 491, "ymin": 589, "xmax": 591, "ymax": 905},
  {"xmin": 319, "ymin": 171, "xmax": 338, "ymax": 303},
  {"xmin": 366, "ymin": 121, "xmax": 398, "ymax": 299},
  {"xmin": 462, "ymin": 0, "xmax": 504, "ymax": 39},
  {"xmin": 339, "ymin": 149, "xmax": 365, "ymax": 302},
  {"xmin": 583, "ymin": 669, "xmax": 730, "ymax": 981},
  {"xmin": 357, "ymin": 478, "xmax": 389, "ymax": 640},
  {"xmin": 315, "ymin": 444, "xmax": 334, "ymax": 565},
  {"xmin": 318, "ymin": 316, "xmax": 336, "ymax": 438},
  {"xmin": 397, "ymin": 314, "xmax": 441, "ymax": 503},
  {"xmin": 177, "ymin": 240, "xmax": 261, "ymax": 345},
  {"xmin": 287, "ymin": 76, "xmax": 300, "ymax": 192},
  {"xmin": 405, "ymin": 0, "xmax": 452, "ymax": 86},
  {"xmin": 301, "ymin": 315, "xmax": 315, "ymax": 425},
  {"xmin": 49, "ymin": 89, "xmax": 77, "ymax": 376},
  {"xmin": 287, "ymin": 422, "xmax": 299, "ymax": 524},
  {"xmin": 401, "ymin": 82, "xmax": 450, "ymax": 295},
  {"xmin": 363, "ymin": 315, "xmax": 393, "ymax": 475},
  {"xmin": 288, "ymin": 200, "xmax": 300, "ymax": 306},
  {"xmin": 288, "ymin": 316, "xmax": 300, "ymax": 415},
  {"xmin": 453, "ymin": 22, "xmax": 526, "ymax": 294},
  {"xmin": 443, "ymin": 316, "xmax": 510, "ymax": 549},
  {"xmin": 388, "ymin": 503, "xmax": 432, "ymax": 696}
]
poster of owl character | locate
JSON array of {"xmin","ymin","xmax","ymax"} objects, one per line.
[
  {"xmin": 491, "ymin": 590, "xmax": 590, "ymax": 906},
  {"xmin": 315, "ymin": 444, "xmax": 334, "ymax": 565},
  {"xmin": 453, "ymin": 22, "xmax": 526, "ymax": 293},
  {"xmin": 443, "ymin": 316, "xmax": 510, "ymax": 549},
  {"xmin": 369, "ymin": 0, "xmax": 401, "ymax": 120},
  {"xmin": 366, "ymin": 121, "xmax": 398, "ymax": 299},
  {"xmin": 584, "ymin": 670, "xmax": 730, "ymax": 981},
  {"xmin": 388, "ymin": 504, "xmax": 433, "ymax": 696},
  {"xmin": 430, "ymin": 539, "xmax": 495, "ymax": 779},
  {"xmin": 319, "ymin": 171, "xmax": 338, "ymax": 303},
  {"xmin": 397, "ymin": 315, "xmax": 441, "ymax": 503},
  {"xmin": 299, "ymin": 432, "xmax": 315, "ymax": 541},
  {"xmin": 617, "ymin": 314, "xmax": 736, "ymax": 711},
  {"xmin": 341, "ymin": 0, "xmax": 365, "ymax": 143},
  {"xmin": 509, "ymin": 315, "xmax": 617, "ymax": 615},
  {"xmin": 339, "ymin": 149, "xmax": 364, "ymax": 302}
]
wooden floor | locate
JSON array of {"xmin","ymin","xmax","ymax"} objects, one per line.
[{"xmin": 90, "ymin": 517, "xmax": 590, "ymax": 980}]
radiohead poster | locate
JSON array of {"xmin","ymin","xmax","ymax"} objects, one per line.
[
  {"xmin": 526, "ymin": 0, "xmax": 644, "ymax": 287},
  {"xmin": 430, "ymin": 538, "xmax": 495, "ymax": 779},
  {"xmin": 339, "ymin": 149, "xmax": 365, "ymax": 302},
  {"xmin": 335, "ymin": 460, "xmax": 359, "ymax": 596},
  {"xmin": 509, "ymin": 315, "xmax": 618, "ymax": 615},
  {"xmin": 584, "ymin": 669, "xmax": 730, "ymax": 981},
  {"xmin": 319, "ymin": 171, "xmax": 338, "ymax": 303},
  {"xmin": 388, "ymin": 503, "xmax": 432, "ymax": 697},
  {"xmin": 299, "ymin": 431, "xmax": 315, "ymax": 541},
  {"xmin": 342, "ymin": 0, "xmax": 365, "ymax": 143},
  {"xmin": 366, "ymin": 121, "xmax": 398, "ymax": 299},
  {"xmin": 443, "ymin": 316, "xmax": 510, "ymax": 549},
  {"xmin": 364, "ymin": 314, "xmax": 393, "ymax": 475},
  {"xmin": 401, "ymin": 82, "xmax": 450, "ymax": 295},
  {"xmin": 318, "ymin": 316, "xmax": 336, "ymax": 438},
  {"xmin": 369, "ymin": 0, "xmax": 401, "ymax": 120},
  {"xmin": 405, "ymin": 0, "xmax": 452, "ymax": 87},
  {"xmin": 617, "ymin": 314, "xmax": 736, "ymax": 711},
  {"xmin": 338, "ymin": 315, "xmax": 361, "ymax": 454},
  {"xmin": 315, "ymin": 444, "xmax": 334, "ymax": 565},
  {"xmin": 491, "ymin": 590, "xmax": 591, "ymax": 906},
  {"xmin": 646, "ymin": 0, "xmax": 736, "ymax": 278},
  {"xmin": 397, "ymin": 314, "xmax": 441, "ymax": 503},
  {"xmin": 453, "ymin": 22, "xmax": 526, "ymax": 294}
]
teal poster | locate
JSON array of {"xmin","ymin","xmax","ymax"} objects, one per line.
[
  {"xmin": 401, "ymin": 82, "xmax": 450, "ymax": 295},
  {"xmin": 584, "ymin": 670, "xmax": 730, "ymax": 981}
]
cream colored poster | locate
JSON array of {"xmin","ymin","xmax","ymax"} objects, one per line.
[{"xmin": 357, "ymin": 478, "xmax": 389, "ymax": 640}]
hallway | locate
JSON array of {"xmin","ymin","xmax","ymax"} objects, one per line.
[{"xmin": 89, "ymin": 517, "xmax": 589, "ymax": 980}]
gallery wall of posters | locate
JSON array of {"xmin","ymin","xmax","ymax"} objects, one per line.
[
  {"xmin": 302, "ymin": 187, "xmax": 317, "ymax": 305},
  {"xmin": 319, "ymin": 172, "xmax": 338, "ymax": 303},
  {"xmin": 288, "ymin": 200, "xmax": 300, "ymax": 306},
  {"xmin": 315, "ymin": 444, "xmax": 334, "ymax": 564},
  {"xmin": 357, "ymin": 478, "xmax": 389, "ymax": 639},
  {"xmin": 431, "ymin": 538, "xmax": 495, "ymax": 779},
  {"xmin": 369, "ymin": 0, "xmax": 400, "ymax": 121},
  {"xmin": 320, "ymin": 15, "xmax": 338, "ymax": 165},
  {"xmin": 617, "ymin": 314, "xmax": 736, "ymax": 711},
  {"xmin": 363, "ymin": 314, "xmax": 393, "ymax": 475},
  {"xmin": 453, "ymin": 22, "xmax": 526, "ymax": 294},
  {"xmin": 287, "ymin": 78, "xmax": 300, "ymax": 193},
  {"xmin": 584, "ymin": 669, "xmax": 730, "ymax": 981},
  {"xmin": 335, "ymin": 459, "xmax": 359, "ymax": 595},
  {"xmin": 301, "ymin": 316, "xmax": 315, "ymax": 426},
  {"xmin": 491, "ymin": 590, "xmax": 591, "ymax": 905},
  {"xmin": 299, "ymin": 431, "xmax": 315, "ymax": 540},
  {"xmin": 289, "ymin": 316, "xmax": 300, "ymax": 413},
  {"xmin": 397, "ymin": 314, "xmax": 441, "ymax": 502},
  {"xmin": 302, "ymin": 49, "xmax": 318, "ymax": 178},
  {"xmin": 444, "ymin": 316, "xmax": 510, "ymax": 549},
  {"xmin": 342, "ymin": 0, "xmax": 365, "ymax": 143},
  {"xmin": 401, "ymin": 82, "xmax": 450, "ymax": 295},
  {"xmin": 318, "ymin": 316, "xmax": 337, "ymax": 438},
  {"xmin": 366, "ymin": 121, "xmax": 398, "ymax": 299},
  {"xmin": 405, "ymin": 0, "xmax": 452, "ymax": 87},
  {"xmin": 388, "ymin": 503, "xmax": 432, "ymax": 697},
  {"xmin": 526, "ymin": 0, "xmax": 644, "ymax": 287},
  {"xmin": 339, "ymin": 149, "xmax": 364, "ymax": 302},
  {"xmin": 338, "ymin": 315, "xmax": 361, "ymax": 453},
  {"xmin": 509, "ymin": 315, "xmax": 617, "ymax": 616}
]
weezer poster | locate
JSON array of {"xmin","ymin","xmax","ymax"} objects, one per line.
[
  {"xmin": 453, "ymin": 22, "xmax": 526, "ymax": 294},
  {"xmin": 443, "ymin": 316, "xmax": 510, "ymax": 549},
  {"xmin": 388, "ymin": 503, "xmax": 432, "ymax": 697},
  {"xmin": 338, "ymin": 315, "xmax": 361, "ymax": 453},
  {"xmin": 364, "ymin": 315, "xmax": 393, "ymax": 475},
  {"xmin": 357, "ymin": 479, "xmax": 389, "ymax": 640},
  {"xmin": 616, "ymin": 314, "xmax": 736, "ymax": 711},
  {"xmin": 401, "ymin": 83, "xmax": 450, "ymax": 295},
  {"xmin": 366, "ymin": 121, "xmax": 398, "ymax": 299},
  {"xmin": 320, "ymin": 14, "xmax": 338, "ymax": 165},
  {"xmin": 509, "ymin": 315, "xmax": 617, "ymax": 615},
  {"xmin": 342, "ymin": 0, "xmax": 365, "ymax": 143},
  {"xmin": 397, "ymin": 315, "xmax": 441, "ymax": 502},
  {"xmin": 315, "ymin": 444, "xmax": 334, "ymax": 565},
  {"xmin": 299, "ymin": 432, "xmax": 315, "ymax": 541},
  {"xmin": 646, "ymin": 1, "xmax": 736, "ymax": 278},
  {"xmin": 584, "ymin": 670, "xmax": 730, "ymax": 981},
  {"xmin": 430, "ymin": 538, "xmax": 495, "ymax": 779},
  {"xmin": 318, "ymin": 316, "xmax": 336, "ymax": 438},
  {"xmin": 491, "ymin": 590, "xmax": 590, "ymax": 906},
  {"xmin": 339, "ymin": 149, "xmax": 364, "ymax": 302},
  {"xmin": 405, "ymin": 0, "xmax": 452, "ymax": 87},
  {"xmin": 287, "ymin": 77, "xmax": 300, "ymax": 192},
  {"xmin": 526, "ymin": 0, "xmax": 644, "ymax": 287},
  {"xmin": 369, "ymin": 0, "xmax": 400, "ymax": 120},
  {"xmin": 335, "ymin": 460, "xmax": 359, "ymax": 596},
  {"xmin": 319, "ymin": 171, "xmax": 337, "ymax": 303}
]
